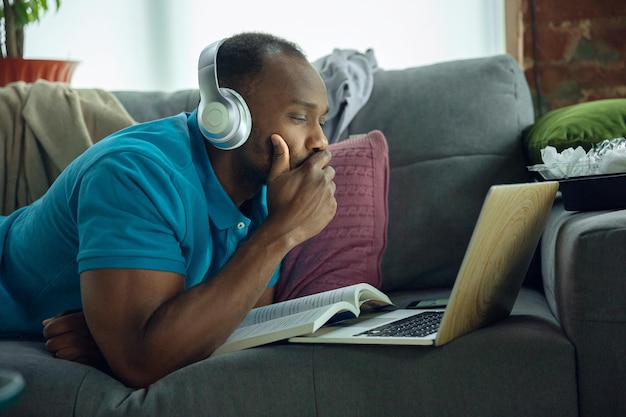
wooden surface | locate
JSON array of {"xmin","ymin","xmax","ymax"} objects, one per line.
[{"xmin": 435, "ymin": 181, "xmax": 559, "ymax": 346}]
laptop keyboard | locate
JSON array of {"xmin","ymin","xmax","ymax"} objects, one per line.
[{"xmin": 355, "ymin": 311, "xmax": 445, "ymax": 338}]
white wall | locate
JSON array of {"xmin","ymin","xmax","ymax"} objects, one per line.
[{"xmin": 24, "ymin": 0, "xmax": 505, "ymax": 91}]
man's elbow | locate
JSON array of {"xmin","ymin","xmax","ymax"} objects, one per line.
[{"xmin": 106, "ymin": 348, "xmax": 215, "ymax": 388}]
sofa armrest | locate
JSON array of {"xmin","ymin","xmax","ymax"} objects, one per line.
[
  {"xmin": 542, "ymin": 198, "xmax": 626, "ymax": 326},
  {"xmin": 541, "ymin": 197, "xmax": 626, "ymax": 417}
]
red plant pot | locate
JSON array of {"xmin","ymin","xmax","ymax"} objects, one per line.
[{"xmin": 0, "ymin": 58, "xmax": 79, "ymax": 86}]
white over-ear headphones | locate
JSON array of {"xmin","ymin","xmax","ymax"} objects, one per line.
[{"xmin": 197, "ymin": 39, "xmax": 252, "ymax": 150}]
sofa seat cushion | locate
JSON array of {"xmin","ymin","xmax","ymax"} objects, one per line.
[{"xmin": 1, "ymin": 289, "xmax": 576, "ymax": 417}]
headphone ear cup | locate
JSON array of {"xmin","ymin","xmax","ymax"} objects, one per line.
[
  {"xmin": 197, "ymin": 40, "xmax": 252, "ymax": 150},
  {"xmin": 216, "ymin": 87, "xmax": 252, "ymax": 149},
  {"xmin": 199, "ymin": 100, "xmax": 229, "ymax": 136}
]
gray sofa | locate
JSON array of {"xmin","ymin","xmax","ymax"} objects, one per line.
[{"xmin": 1, "ymin": 53, "xmax": 624, "ymax": 417}]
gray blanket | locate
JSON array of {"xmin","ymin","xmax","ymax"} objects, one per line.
[{"xmin": 313, "ymin": 48, "xmax": 378, "ymax": 142}]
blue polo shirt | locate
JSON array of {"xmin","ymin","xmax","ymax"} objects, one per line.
[{"xmin": 0, "ymin": 111, "xmax": 279, "ymax": 334}]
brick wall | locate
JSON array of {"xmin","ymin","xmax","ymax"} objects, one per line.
[{"xmin": 522, "ymin": 0, "xmax": 626, "ymax": 117}]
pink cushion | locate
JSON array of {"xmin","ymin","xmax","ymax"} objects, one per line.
[{"xmin": 275, "ymin": 130, "xmax": 389, "ymax": 301}]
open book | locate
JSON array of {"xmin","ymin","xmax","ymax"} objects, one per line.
[{"xmin": 212, "ymin": 283, "xmax": 394, "ymax": 356}]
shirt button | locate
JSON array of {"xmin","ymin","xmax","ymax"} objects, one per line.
[{"xmin": 236, "ymin": 222, "xmax": 246, "ymax": 230}]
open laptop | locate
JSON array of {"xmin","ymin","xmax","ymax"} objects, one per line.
[{"xmin": 289, "ymin": 181, "xmax": 559, "ymax": 347}]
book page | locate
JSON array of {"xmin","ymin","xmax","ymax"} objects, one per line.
[
  {"xmin": 212, "ymin": 302, "xmax": 357, "ymax": 356},
  {"xmin": 231, "ymin": 305, "xmax": 349, "ymax": 341},
  {"xmin": 240, "ymin": 283, "xmax": 389, "ymax": 327}
]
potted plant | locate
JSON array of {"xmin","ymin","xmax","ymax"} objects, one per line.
[{"xmin": 0, "ymin": 0, "xmax": 77, "ymax": 86}]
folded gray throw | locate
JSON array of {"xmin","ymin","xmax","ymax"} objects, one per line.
[{"xmin": 313, "ymin": 48, "xmax": 378, "ymax": 143}]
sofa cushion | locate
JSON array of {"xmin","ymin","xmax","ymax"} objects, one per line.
[
  {"xmin": 275, "ymin": 130, "xmax": 389, "ymax": 301},
  {"xmin": 523, "ymin": 98, "xmax": 626, "ymax": 165},
  {"xmin": 345, "ymin": 55, "xmax": 535, "ymax": 291},
  {"xmin": 112, "ymin": 90, "xmax": 200, "ymax": 123}
]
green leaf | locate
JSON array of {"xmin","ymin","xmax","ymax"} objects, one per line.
[
  {"xmin": 3, "ymin": 0, "xmax": 62, "ymax": 28},
  {"xmin": 12, "ymin": 1, "xmax": 30, "ymax": 27}
]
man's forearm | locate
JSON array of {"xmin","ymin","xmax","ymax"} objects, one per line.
[{"xmin": 80, "ymin": 226, "xmax": 291, "ymax": 388}]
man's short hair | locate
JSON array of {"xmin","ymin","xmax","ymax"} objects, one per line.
[{"xmin": 217, "ymin": 32, "xmax": 307, "ymax": 96}]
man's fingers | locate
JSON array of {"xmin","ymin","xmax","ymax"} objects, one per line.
[
  {"xmin": 43, "ymin": 310, "xmax": 89, "ymax": 338},
  {"xmin": 42, "ymin": 308, "xmax": 81, "ymax": 326},
  {"xmin": 53, "ymin": 345, "xmax": 110, "ymax": 373},
  {"xmin": 53, "ymin": 345, "xmax": 97, "ymax": 361},
  {"xmin": 42, "ymin": 309, "xmax": 109, "ymax": 372},
  {"xmin": 304, "ymin": 149, "xmax": 332, "ymax": 170},
  {"xmin": 324, "ymin": 163, "xmax": 336, "ymax": 181},
  {"xmin": 45, "ymin": 330, "xmax": 98, "ymax": 353}
]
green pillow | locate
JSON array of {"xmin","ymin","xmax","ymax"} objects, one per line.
[{"xmin": 524, "ymin": 98, "xmax": 626, "ymax": 164}]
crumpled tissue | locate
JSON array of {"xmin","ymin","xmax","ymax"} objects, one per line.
[
  {"xmin": 528, "ymin": 137, "xmax": 626, "ymax": 179},
  {"xmin": 594, "ymin": 138, "xmax": 626, "ymax": 174}
]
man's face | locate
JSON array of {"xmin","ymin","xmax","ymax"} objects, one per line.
[{"xmin": 235, "ymin": 53, "xmax": 330, "ymax": 182}]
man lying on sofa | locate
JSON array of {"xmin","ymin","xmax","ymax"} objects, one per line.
[{"xmin": 0, "ymin": 32, "xmax": 336, "ymax": 388}]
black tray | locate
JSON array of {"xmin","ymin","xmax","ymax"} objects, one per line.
[{"xmin": 559, "ymin": 173, "xmax": 626, "ymax": 211}]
